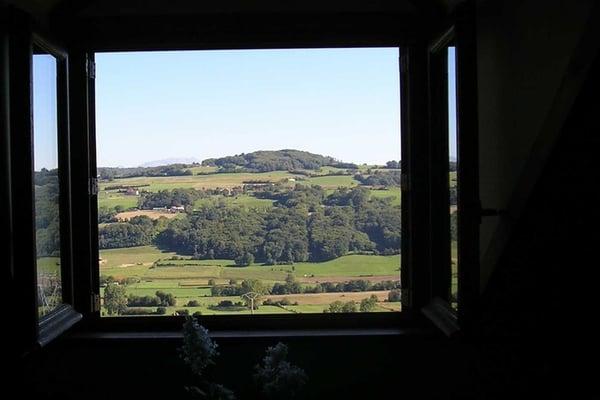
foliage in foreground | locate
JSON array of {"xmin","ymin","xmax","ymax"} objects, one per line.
[
  {"xmin": 254, "ymin": 342, "xmax": 307, "ymax": 400},
  {"xmin": 180, "ymin": 317, "xmax": 307, "ymax": 399}
]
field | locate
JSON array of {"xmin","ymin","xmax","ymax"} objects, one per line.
[
  {"xmin": 97, "ymin": 158, "xmax": 405, "ymax": 316},
  {"xmin": 99, "ymin": 170, "xmax": 301, "ymax": 192},
  {"xmin": 114, "ymin": 209, "xmax": 183, "ymax": 220},
  {"xmin": 99, "ymin": 246, "xmax": 401, "ymax": 316}
]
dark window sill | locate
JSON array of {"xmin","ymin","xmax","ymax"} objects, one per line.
[{"xmin": 66, "ymin": 311, "xmax": 442, "ymax": 342}]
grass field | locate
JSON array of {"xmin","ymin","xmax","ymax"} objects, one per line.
[
  {"xmin": 37, "ymin": 256, "xmax": 60, "ymax": 274},
  {"xmin": 99, "ymin": 246, "xmax": 400, "ymax": 316},
  {"xmin": 369, "ymin": 188, "xmax": 401, "ymax": 206},
  {"xmin": 99, "ymin": 171, "xmax": 301, "ymax": 192},
  {"xmin": 98, "ymin": 191, "xmax": 139, "ymax": 210},
  {"xmin": 97, "ymin": 165, "xmax": 404, "ymax": 316},
  {"xmin": 306, "ymin": 175, "xmax": 360, "ymax": 188}
]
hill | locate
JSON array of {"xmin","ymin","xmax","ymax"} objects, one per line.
[{"xmin": 201, "ymin": 149, "xmax": 358, "ymax": 172}]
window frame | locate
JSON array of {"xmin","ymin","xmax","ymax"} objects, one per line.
[
  {"xmin": 7, "ymin": 10, "xmax": 81, "ymax": 351},
  {"xmin": 4, "ymin": 7, "xmax": 481, "ymax": 339},
  {"xmin": 81, "ymin": 45, "xmax": 412, "ymax": 332}
]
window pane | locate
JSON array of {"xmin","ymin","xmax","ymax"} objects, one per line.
[
  {"xmin": 448, "ymin": 47, "xmax": 458, "ymax": 309},
  {"xmin": 96, "ymin": 49, "xmax": 401, "ymax": 317},
  {"xmin": 33, "ymin": 50, "xmax": 62, "ymax": 317}
]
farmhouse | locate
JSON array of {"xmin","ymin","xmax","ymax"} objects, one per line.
[
  {"xmin": 169, "ymin": 205, "xmax": 185, "ymax": 213},
  {"xmin": 124, "ymin": 187, "xmax": 139, "ymax": 196}
]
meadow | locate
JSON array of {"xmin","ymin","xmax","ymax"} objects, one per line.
[
  {"xmin": 99, "ymin": 246, "xmax": 401, "ymax": 316},
  {"xmin": 96, "ymin": 157, "xmax": 408, "ymax": 316}
]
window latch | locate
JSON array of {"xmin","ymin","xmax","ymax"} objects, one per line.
[
  {"xmin": 89, "ymin": 177, "xmax": 98, "ymax": 196},
  {"xmin": 92, "ymin": 293, "xmax": 100, "ymax": 313}
]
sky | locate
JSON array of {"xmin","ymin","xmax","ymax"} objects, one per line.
[
  {"xmin": 33, "ymin": 54, "xmax": 59, "ymax": 171},
  {"xmin": 33, "ymin": 47, "xmax": 457, "ymax": 169},
  {"xmin": 95, "ymin": 48, "xmax": 405, "ymax": 167}
]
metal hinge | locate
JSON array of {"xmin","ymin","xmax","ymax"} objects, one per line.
[
  {"xmin": 86, "ymin": 58, "xmax": 96, "ymax": 79},
  {"xmin": 401, "ymin": 172, "xmax": 410, "ymax": 192},
  {"xmin": 89, "ymin": 177, "xmax": 98, "ymax": 196},
  {"xmin": 92, "ymin": 293, "xmax": 100, "ymax": 313}
]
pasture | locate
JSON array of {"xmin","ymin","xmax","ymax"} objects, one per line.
[{"xmin": 99, "ymin": 246, "xmax": 400, "ymax": 316}]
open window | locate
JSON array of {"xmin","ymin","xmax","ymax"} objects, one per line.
[
  {"xmin": 7, "ymin": 15, "xmax": 81, "ymax": 351},
  {"xmin": 92, "ymin": 48, "xmax": 403, "ymax": 320},
  {"xmin": 4, "ymin": 2, "xmax": 480, "ymax": 344}
]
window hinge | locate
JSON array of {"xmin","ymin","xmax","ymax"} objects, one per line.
[
  {"xmin": 89, "ymin": 177, "xmax": 98, "ymax": 196},
  {"xmin": 86, "ymin": 58, "xmax": 96, "ymax": 79},
  {"xmin": 92, "ymin": 293, "xmax": 100, "ymax": 313},
  {"xmin": 401, "ymin": 172, "xmax": 410, "ymax": 192}
]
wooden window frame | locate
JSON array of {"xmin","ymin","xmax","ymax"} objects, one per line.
[
  {"xmin": 4, "ymin": 5, "xmax": 481, "ymax": 343},
  {"xmin": 7, "ymin": 9, "xmax": 81, "ymax": 351}
]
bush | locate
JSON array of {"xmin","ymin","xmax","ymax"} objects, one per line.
[
  {"xmin": 208, "ymin": 279, "xmax": 216, "ymax": 286},
  {"xmin": 175, "ymin": 309, "xmax": 190, "ymax": 316},
  {"xmin": 121, "ymin": 308, "xmax": 155, "ymax": 316},
  {"xmin": 156, "ymin": 306, "xmax": 167, "ymax": 315},
  {"xmin": 388, "ymin": 289, "xmax": 401, "ymax": 302},
  {"xmin": 187, "ymin": 300, "xmax": 200, "ymax": 307}
]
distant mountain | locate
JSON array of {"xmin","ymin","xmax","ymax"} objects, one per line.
[
  {"xmin": 202, "ymin": 149, "xmax": 358, "ymax": 172},
  {"xmin": 140, "ymin": 157, "xmax": 200, "ymax": 168}
]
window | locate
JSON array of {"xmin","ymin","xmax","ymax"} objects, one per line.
[
  {"xmin": 33, "ymin": 46, "xmax": 63, "ymax": 317},
  {"xmin": 448, "ymin": 46, "xmax": 458, "ymax": 309},
  {"xmin": 94, "ymin": 48, "xmax": 402, "ymax": 317}
]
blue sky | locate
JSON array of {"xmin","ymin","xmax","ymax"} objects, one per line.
[
  {"xmin": 33, "ymin": 47, "xmax": 457, "ymax": 169},
  {"xmin": 33, "ymin": 54, "xmax": 59, "ymax": 171},
  {"xmin": 95, "ymin": 48, "xmax": 404, "ymax": 167}
]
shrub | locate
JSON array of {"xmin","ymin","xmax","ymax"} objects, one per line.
[
  {"xmin": 388, "ymin": 289, "xmax": 401, "ymax": 302},
  {"xmin": 187, "ymin": 300, "xmax": 200, "ymax": 307},
  {"xmin": 121, "ymin": 307, "xmax": 155, "ymax": 316},
  {"xmin": 156, "ymin": 306, "xmax": 167, "ymax": 315}
]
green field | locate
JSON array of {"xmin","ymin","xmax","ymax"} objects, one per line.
[
  {"xmin": 37, "ymin": 256, "xmax": 60, "ymax": 274},
  {"xmin": 97, "ymin": 162, "xmax": 404, "ymax": 316},
  {"xmin": 98, "ymin": 191, "xmax": 139, "ymax": 210},
  {"xmin": 99, "ymin": 170, "xmax": 300, "ymax": 192},
  {"xmin": 99, "ymin": 246, "xmax": 400, "ymax": 316},
  {"xmin": 369, "ymin": 188, "xmax": 401, "ymax": 206},
  {"xmin": 306, "ymin": 175, "xmax": 360, "ymax": 188}
]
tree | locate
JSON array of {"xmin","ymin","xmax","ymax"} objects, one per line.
[
  {"xmin": 104, "ymin": 283, "xmax": 127, "ymax": 315},
  {"xmin": 359, "ymin": 295, "xmax": 378, "ymax": 312},
  {"xmin": 235, "ymin": 252, "xmax": 254, "ymax": 267},
  {"xmin": 254, "ymin": 342, "xmax": 307, "ymax": 400}
]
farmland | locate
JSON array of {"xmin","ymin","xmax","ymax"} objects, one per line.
[
  {"xmin": 96, "ymin": 150, "xmax": 413, "ymax": 316},
  {"xmin": 99, "ymin": 246, "xmax": 401, "ymax": 316}
]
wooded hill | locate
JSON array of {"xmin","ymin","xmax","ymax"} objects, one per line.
[{"xmin": 201, "ymin": 149, "xmax": 359, "ymax": 172}]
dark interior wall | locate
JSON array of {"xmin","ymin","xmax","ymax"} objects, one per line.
[{"xmin": 476, "ymin": 0, "xmax": 594, "ymax": 290}]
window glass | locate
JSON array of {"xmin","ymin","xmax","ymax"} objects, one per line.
[
  {"xmin": 33, "ymin": 48, "xmax": 62, "ymax": 317},
  {"xmin": 96, "ymin": 49, "xmax": 401, "ymax": 316},
  {"xmin": 448, "ymin": 47, "xmax": 458, "ymax": 309}
]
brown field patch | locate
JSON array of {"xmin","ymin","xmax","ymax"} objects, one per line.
[
  {"xmin": 115, "ymin": 210, "xmax": 181, "ymax": 221},
  {"xmin": 265, "ymin": 290, "xmax": 391, "ymax": 305}
]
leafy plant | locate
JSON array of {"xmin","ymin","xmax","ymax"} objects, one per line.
[
  {"xmin": 254, "ymin": 342, "xmax": 307, "ymax": 400},
  {"xmin": 179, "ymin": 317, "xmax": 235, "ymax": 399}
]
